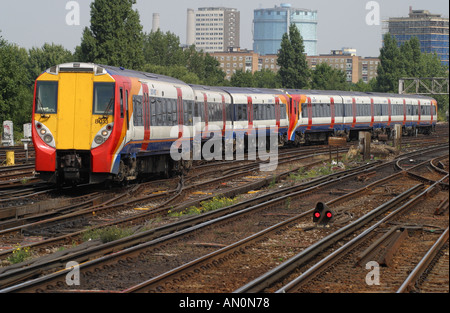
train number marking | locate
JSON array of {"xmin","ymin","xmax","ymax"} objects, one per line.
[{"xmin": 95, "ymin": 117, "xmax": 109, "ymax": 125}]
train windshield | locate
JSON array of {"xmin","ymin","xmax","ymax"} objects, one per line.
[
  {"xmin": 35, "ymin": 81, "xmax": 58, "ymax": 114},
  {"xmin": 93, "ymin": 82, "xmax": 115, "ymax": 115}
]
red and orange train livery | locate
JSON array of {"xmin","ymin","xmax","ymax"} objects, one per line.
[{"xmin": 32, "ymin": 63, "xmax": 437, "ymax": 185}]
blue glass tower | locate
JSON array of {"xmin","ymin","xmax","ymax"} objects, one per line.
[
  {"xmin": 253, "ymin": 3, "xmax": 318, "ymax": 56},
  {"xmin": 387, "ymin": 9, "xmax": 449, "ymax": 67}
]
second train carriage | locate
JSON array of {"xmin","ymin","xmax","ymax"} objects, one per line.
[
  {"xmin": 285, "ymin": 90, "xmax": 437, "ymax": 145},
  {"xmin": 32, "ymin": 63, "xmax": 438, "ymax": 185}
]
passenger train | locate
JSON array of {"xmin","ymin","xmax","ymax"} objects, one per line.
[{"xmin": 32, "ymin": 63, "xmax": 437, "ymax": 185}]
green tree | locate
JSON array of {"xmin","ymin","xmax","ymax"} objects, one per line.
[
  {"xmin": 229, "ymin": 69, "xmax": 281, "ymax": 88},
  {"xmin": 184, "ymin": 45, "xmax": 225, "ymax": 86},
  {"xmin": 75, "ymin": 0, "xmax": 144, "ymax": 70},
  {"xmin": 230, "ymin": 70, "xmax": 255, "ymax": 87},
  {"xmin": 376, "ymin": 33, "xmax": 405, "ymax": 93},
  {"xmin": 142, "ymin": 64, "xmax": 201, "ymax": 85},
  {"xmin": 350, "ymin": 78, "xmax": 377, "ymax": 92},
  {"xmin": 376, "ymin": 33, "xmax": 448, "ymax": 119},
  {"xmin": 277, "ymin": 24, "xmax": 310, "ymax": 89},
  {"xmin": 311, "ymin": 63, "xmax": 348, "ymax": 90},
  {"xmin": 0, "ymin": 37, "xmax": 33, "ymax": 128},
  {"xmin": 253, "ymin": 69, "xmax": 281, "ymax": 88},
  {"xmin": 142, "ymin": 30, "xmax": 225, "ymax": 86},
  {"xmin": 143, "ymin": 30, "xmax": 185, "ymax": 67},
  {"xmin": 399, "ymin": 36, "xmax": 423, "ymax": 78},
  {"xmin": 28, "ymin": 43, "xmax": 73, "ymax": 82}
]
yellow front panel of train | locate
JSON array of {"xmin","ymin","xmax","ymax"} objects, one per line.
[{"xmin": 57, "ymin": 73, "xmax": 93, "ymax": 150}]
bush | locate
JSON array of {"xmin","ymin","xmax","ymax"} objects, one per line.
[{"xmin": 82, "ymin": 226, "xmax": 133, "ymax": 243}]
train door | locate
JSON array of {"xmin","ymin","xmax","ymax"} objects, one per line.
[
  {"xmin": 351, "ymin": 98, "xmax": 357, "ymax": 129},
  {"xmin": 247, "ymin": 96, "xmax": 253, "ymax": 132},
  {"xmin": 57, "ymin": 72, "xmax": 93, "ymax": 150},
  {"xmin": 123, "ymin": 82, "xmax": 131, "ymax": 131},
  {"xmin": 221, "ymin": 94, "xmax": 226, "ymax": 136},
  {"xmin": 275, "ymin": 97, "xmax": 280, "ymax": 129},
  {"xmin": 430, "ymin": 100, "xmax": 434, "ymax": 125},
  {"xmin": 203, "ymin": 93, "xmax": 208, "ymax": 139},
  {"xmin": 287, "ymin": 94, "xmax": 300, "ymax": 141},
  {"xmin": 417, "ymin": 100, "xmax": 421, "ymax": 126},
  {"xmin": 403, "ymin": 99, "xmax": 407, "ymax": 125},
  {"xmin": 141, "ymin": 83, "xmax": 150, "ymax": 151},
  {"xmin": 387, "ymin": 99, "xmax": 392, "ymax": 127},
  {"xmin": 370, "ymin": 98, "xmax": 374, "ymax": 128},
  {"xmin": 330, "ymin": 97, "xmax": 335, "ymax": 130},
  {"xmin": 176, "ymin": 87, "xmax": 183, "ymax": 138},
  {"xmin": 307, "ymin": 97, "xmax": 312, "ymax": 130}
]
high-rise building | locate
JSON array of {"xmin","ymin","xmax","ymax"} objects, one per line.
[
  {"xmin": 253, "ymin": 3, "xmax": 317, "ymax": 56},
  {"xmin": 186, "ymin": 7, "xmax": 240, "ymax": 53},
  {"xmin": 385, "ymin": 7, "xmax": 449, "ymax": 66}
]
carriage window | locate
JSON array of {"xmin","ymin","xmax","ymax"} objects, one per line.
[
  {"xmin": 35, "ymin": 81, "xmax": 58, "ymax": 114},
  {"xmin": 133, "ymin": 95, "xmax": 143, "ymax": 126},
  {"xmin": 302, "ymin": 103, "xmax": 308, "ymax": 118},
  {"xmin": 156, "ymin": 99, "xmax": 163, "ymax": 125},
  {"xmin": 334, "ymin": 103, "xmax": 342, "ymax": 117},
  {"xmin": 183, "ymin": 100, "xmax": 193, "ymax": 126},
  {"xmin": 280, "ymin": 102, "xmax": 286, "ymax": 119},
  {"xmin": 150, "ymin": 98, "xmax": 156, "ymax": 125},
  {"xmin": 345, "ymin": 103, "xmax": 353, "ymax": 117},
  {"xmin": 226, "ymin": 103, "xmax": 232, "ymax": 121},
  {"xmin": 93, "ymin": 83, "xmax": 115, "ymax": 115},
  {"xmin": 237, "ymin": 104, "xmax": 247, "ymax": 121},
  {"xmin": 215, "ymin": 103, "xmax": 220, "ymax": 121},
  {"xmin": 253, "ymin": 104, "xmax": 259, "ymax": 120}
]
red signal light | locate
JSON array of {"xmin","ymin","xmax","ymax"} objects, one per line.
[
  {"xmin": 326, "ymin": 212, "xmax": 333, "ymax": 218},
  {"xmin": 314, "ymin": 212, "xmax": 321, "ymax": 218}
]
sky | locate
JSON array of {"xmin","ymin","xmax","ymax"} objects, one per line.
[{"xmin": 0, "ymin": 0, "xmax": 448, "ymax": 57}]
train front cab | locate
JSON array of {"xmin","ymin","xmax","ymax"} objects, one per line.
[{"xmin": 32, "ymin": 63, "xmax": 124, "ymax": 185}]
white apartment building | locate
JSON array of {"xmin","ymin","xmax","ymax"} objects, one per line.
[{"xmin": 186, "ymin": 7, "xmax": 240, "ymax": 53}]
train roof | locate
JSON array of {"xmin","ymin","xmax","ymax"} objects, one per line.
[
  {"xmin": 100, "ymin": 64, "xmax": 188, "ymax": 85},
  {"xmin": 219, "ymin": 86, "xmax": 284, "ymax": 95},
  {"xmin": 189, "ymin": 84, "xmax": 231, "ymax": 94},
  {"xmin": 286, "ymin": 89, "xmax": 436, "ymax": 100},
  {"xmin": 43, "ymin": 63, "xmax": 188, "ymax": 86}
]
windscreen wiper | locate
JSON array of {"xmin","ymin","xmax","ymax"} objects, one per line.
[{"xmin": 102, "ymin": 97, "xmax": 114, "ymax": 119}]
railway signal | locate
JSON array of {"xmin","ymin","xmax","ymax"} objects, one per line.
[{"xmin": 313, "ymin": 202, "xmax": 335, "ymax": 226}]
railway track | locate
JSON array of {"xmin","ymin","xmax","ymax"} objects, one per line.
[
  {"xmin": 0, "ymin": 144, "xmax": 347, "ymax": 260},
  {"xmin": 272, "ymin": 177, "xmax": 448, "ymax": 293},
  {"xmin": 0, "ymin": 143, "xmax": 447, "ymax": 292}
]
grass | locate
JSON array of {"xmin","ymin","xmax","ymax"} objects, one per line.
[
  {"xmin": 289, "ymin": 162, "xmax": 336, "ymax": 181},
  {"xmin": 7, "ymin": 245, "xmax": 31, "ymax": 264},
  {"xmin": 82, "ymin": 225, "xmax": 134, "ymax": 243},
  {"xmin": 168, "ymin": 196, "xmax": 238, "ymax": 217}
]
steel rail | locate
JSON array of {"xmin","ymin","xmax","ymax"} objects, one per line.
[
  {"xmin": 0, "ymin": 144, "xmax": 447, "ymax": 292},
  {"xmin": 275, "ymin": 175, "xmax": 448, "ymax": 293},
  {"xmin": 397, "ymin": 226, "xmax": 449, "ymax": 293},
  {"xmin": 123, "ymin": 176, "xmax": 422, "ymax": 293},
  {"xmin": 0, "ymin": 160, "xmax": 382, "ymax": 290},
  {"xmin": 235, "ymin": 183, "xmax": 424, "ymax": 293}
]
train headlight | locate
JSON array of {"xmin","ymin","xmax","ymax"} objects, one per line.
[
  {"xmin": 34, "ymin": 121, "xmax": 55, "ymax": 148},
  {"xmin": 94, "ymin": 135, "xmax": 104, "ymax": 145},
  {"xmin": 91, "ymin": 123, "xmax": 114, "ymax": 149},
  {"xmin": 43, "ymin": 134, "xmax": 53, "ymax": 144}
]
